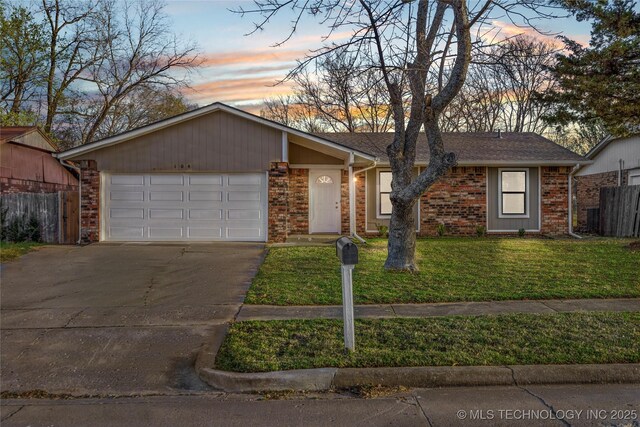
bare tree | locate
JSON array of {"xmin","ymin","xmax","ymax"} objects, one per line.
[
  {"xmin": 55, "ymin": 86, "xmax": 196, "ymax": 148},
  {"xmin": 75, "ymin": 0, "xmax": 200, "ymax": 143},
  {"xmin": 492, "ymin": 36, "xmax": 557, "ymax": 133},
  {"xmin": 261, "ymin": 95, "xmax": 328, "ymax": 132},
  {"xmin": 238, "ymin": 0, "xmax": 560, "ymax": 270},
  {"xmin": 41, "ymin": 0, "xmax": 102, "ymax": 134}
]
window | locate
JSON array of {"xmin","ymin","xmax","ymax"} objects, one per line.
[
  {"xmin": 316, "ymin": 175, "xmax": 333, "ymax": 184},
  {"xmin": 378, "ymin": 171, "xmax": 392, "ymax": 216},
  {"xmin": 499, "ymin": 169, "xmax": 528, "ymax": 217},
  {"xmin": 629, "ymin": 169, "xmax": 640, "ymax": 186}
]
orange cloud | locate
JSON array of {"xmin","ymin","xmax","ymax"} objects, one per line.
[
  {"xmin": 186, "ymin": 76, "xmax": 295, "ymax": 104},
  {"xmin": 200, "ymin": 49, "xmax": 307, "ymax": 67}
]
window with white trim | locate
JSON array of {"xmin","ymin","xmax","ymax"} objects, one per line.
[
  {"xmin": 378, "ymin": 171, "xmax": 392, "ymax": 217},
  {"xmin": 499, "ymin": 169, "xmax": 528, "ymax": 216}
]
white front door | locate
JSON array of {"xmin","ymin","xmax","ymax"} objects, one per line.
[{"xmin": 309, "ymin": 169, "xmax": 341, "ymax": 233}]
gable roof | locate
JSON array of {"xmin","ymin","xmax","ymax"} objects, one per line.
[
  {"xmin": 583, "ymin": 134, "xmax": 640, "ymax": 160},
  {"xmin": 0, "ymin": 126, "xmax": 58, "ymax": 152},
  {"xmin": 315, "ymin": 132, "xmax": 589, "ymax": 165},
  {"xmin": 57, "ymin": 102, "xmax": 376, "ymax": 161}
]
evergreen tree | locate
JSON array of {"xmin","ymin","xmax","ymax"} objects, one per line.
[{"xmin": 544, "ymin": 0, "xmax": 640, "ymax": 136}]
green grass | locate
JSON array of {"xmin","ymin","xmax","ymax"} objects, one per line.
[
  {"xmin": 246, "ymin": 238, "xmax": 640, "ymax": 305},
  {"xmin": 0, "ymin": 241, "xmax": 42, "ymax": 262},
  {"xmin": 215, "ymin": 312, "xmax": 640, "ymax": 372}
]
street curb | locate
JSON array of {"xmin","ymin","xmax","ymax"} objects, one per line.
[
  {"xmin": 199, "ymin": 367, "xmax": 337, "ymax": 393},
  {"xmin": 197, "ymin": 363, "xmax": 640, "ymax": 393}
]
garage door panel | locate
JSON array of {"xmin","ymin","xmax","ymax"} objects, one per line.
[
  {"xmin": 150, "ymin": 175, "xmax": 184, "ymax": 185},
  {"xmin": 149, "ymin": 209, "xmax": 183, "ymax": 219},
  {"xmin": 110, "ymin": 227, "xmax": 145, "ymax": 238},
  {"xmin": 104, "ymin": 173, "xmax": 266, "ymax": 242},
  {"xmin": 189, "ymin": 175, "xmax": 222, "ymax": 185},
  {"xmin": 149, "ymin": 227, "xmax": 183, "ymax": 238},
  {"xmin": 189, "ymin": 191, "xmax": 222, "ymax": 201},
  {"xmin": 189, "ymin": 209, "xmax": 222, "ymax": 220},
  {"xmin": 111, "ymin": 191, "xmax": 144, "ymax": 201},
  {"xmin": 188, "ymin": 227, "xmax": 222, "ymax": 238},
  {"xmin": 228, "ymin": 209, "xmax": 261, "ymax": 220},
  {"xmin": 111, "ymin": 175, "xmax": 144, "ymax": 185},
  {"xmin": 149, "ymin": 191, "xmax": 183, "ymax": 201},
  {"xmin": 110, "ymin": 208, "xmax": 145, "ymax": 219},
  {"xmin": 228, "ymin": 175, "xmax": 261, "ymax": 186},
  {"xmin": 228, "ymin": 191, "xmax": 261, "ymax": 201}
]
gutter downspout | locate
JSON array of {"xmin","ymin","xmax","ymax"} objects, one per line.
[
  {"xmin": 58, "ymin": 158, "xmax": 82, "ymax": 245},
  {"xmin": 351, "ymin": 158, "xmax": 378, "ymax": 243},
  {"xmin": 568, "ymin": 163, "xmax": 582, "ymax": 239}
]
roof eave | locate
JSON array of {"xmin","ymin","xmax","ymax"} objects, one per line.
[{"xmin": 373, "ymin": 160, "xmax": 593, "ymax": 166}]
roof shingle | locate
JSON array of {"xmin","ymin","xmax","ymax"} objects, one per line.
[{"xmin": 314, "ymin": 132, "xmax": 586, "ymax": 163}]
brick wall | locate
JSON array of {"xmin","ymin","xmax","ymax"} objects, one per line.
[
  {"xmin": 0, "ymin": 177, "xmax": 78, "ymax": 194},
  {"xmin": 419, "ymin": 166, "xmax": 487, "ymax": 236},
  {"xmin": 268, "ymin": 162, "xmax": 289, "ymax": 243},
  {"xmin": 540, "ymin": 166, "xmax": 570, "ymax": 234},
  {"xmin": 574, "ymin": 170, "xmax": 621, "ymax": 231},
  {"xmin": 341, "ymin": 169, "xmax": 349, "ymax": 235},
  {"xmin": 80, "ymin": 160, "xmax": 100, "ymax": 244},
  {"xmin": 355, "ymin": 169, "xmax": 366, "ymax": 234},
  {"xmin": 288, "ymin": 168, "xmax": 308, "ymax": 234}
]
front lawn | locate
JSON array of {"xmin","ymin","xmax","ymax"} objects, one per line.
[
  {"xmin": 0, "ymin": 241, "xmax": 42, "ymax": 262},
  {"xmin": 245, "ymin": 238, "xmax": 640, "ymax": 305},
  {"xmin": 215, "ymin": 312, "xmax": 640, "ymax": 373}
]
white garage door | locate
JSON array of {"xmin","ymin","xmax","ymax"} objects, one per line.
[{"xmin": 103, "ymin": 173, "xmax": 267, "ymax": 242}]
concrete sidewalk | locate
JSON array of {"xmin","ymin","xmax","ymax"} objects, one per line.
[{"xmin": 237, "ymin": 298, "xmax": 640, "ymax": 321}]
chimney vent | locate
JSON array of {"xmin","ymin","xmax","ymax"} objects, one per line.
[{"xmin": 497, "ymin": 129, "xmax": 502, "ymax": 138}]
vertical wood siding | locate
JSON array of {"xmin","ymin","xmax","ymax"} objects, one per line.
[
  {"xmin": 487, "ymin": 167, "xmax": 540, "ymax": 231},
  {"xmin": 70, "ymin": 111, "xmax": 283, "ymax": 173}
]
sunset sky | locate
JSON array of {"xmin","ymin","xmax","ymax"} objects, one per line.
[{"xmin": 165, "ymin": 1, "xmax": 595, "ymax": 111}]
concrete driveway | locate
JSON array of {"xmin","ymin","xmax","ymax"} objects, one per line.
[{"xmin": 0, "ymin": 243, "xmax": 265, "ymax": 395}]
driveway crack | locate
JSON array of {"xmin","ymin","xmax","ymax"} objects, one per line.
[
  {"xmin": 506, "ymin": 366, "xmax": 570, "ymax": 427},
  {"xmin": 413, "ymin": 394, "xmax": 434, "ymax": 427},
  {"xmin": 1, "ymin": 405, "xmax": 24, "ymax": 422},
  {"xmin": 64, "ymin": 309, "xmax": 85, "ymax": 328}
]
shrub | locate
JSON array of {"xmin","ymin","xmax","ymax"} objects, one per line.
[
  {"xmin": 518, "ymin": 228, "xmax": 526, "ymax": 237},
  {"xmin": 2, "ymin": 213, "xmax": 41, "ymax": 243},
  {"xmin": 476, "ymin": 225, "xmax": 486, "ymax": 237},
  {"xmin": 376, "ymin": 224, "xmax": 389, "ymax": 238},
  {"xmin": 436, "ymin": 223, "xmax": 446, "ymax": 237}
]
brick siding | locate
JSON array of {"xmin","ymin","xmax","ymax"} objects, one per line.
[
  {"xmin": 419, "ymin": 166, "xmax": 487, "ymax": 236},
  {"xmin": 288, "ymin": 168, "xmax": 309, "ymax": 234},
  {"xmin": 574, "ymin": 170, "xmax": 628, "ymax": 231},
  {"xmin": 355, "ymin": 169, "xmax": 366, "ymax": 235},
  {"xmin": 540, "ymin": 166, "xmax": 570, "ymax": 234},
  {"xmin": 1, "ymin": 177, "xmax": 78, "ymax": 194},
  {"xmin": 341, "ymin": 170, "xmax": 350, "ymax": 235},
  {"xmin": 80, "ymin": 160, "xmax": 100, "ymax": 244},
  {"xmin": 268, "ymin": 162, "xmax": 289, "ymax": 243}
]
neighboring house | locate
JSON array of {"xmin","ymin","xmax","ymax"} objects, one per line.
[
  {"xmin": 574, "ymin": 134, "xmax": 640, "ymax": 231},
  {"xmin": 56, "ymin": 102, "xmax": 588, "ymax": 244},
  {"xmin": 1, "ymin": 126, "xmax": 79, "ymax": 194}
]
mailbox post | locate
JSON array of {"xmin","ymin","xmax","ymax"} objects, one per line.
[{"xmin": 336, "ymin": 237, "xmax": 358, "ymax": 351}]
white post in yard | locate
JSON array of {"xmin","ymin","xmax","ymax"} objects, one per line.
[{"xmin": 341, "ymin": 264, "xmax": 355, "ymax": 351}]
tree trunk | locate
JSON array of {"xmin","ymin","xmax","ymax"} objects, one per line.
[{"xmin": 384, "ymin": 200, "xmax": 418, "ymax": 271}]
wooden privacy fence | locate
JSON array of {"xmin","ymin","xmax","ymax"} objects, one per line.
[
  {"xmin": 0, "ymin": 191, "xmax": 79, "ymax": 244},
  {"xmin": 599, "ymin": 185, "xmax": 640, "ymax": 237}
]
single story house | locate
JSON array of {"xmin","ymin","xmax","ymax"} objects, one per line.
[
  {"xmin": 57, "ymin": 102, "xmax": 589, "ymax": 243},
  {"xmin": 1, "ymin": 126, "xmax": 78, "ymax": 194},
  {"xmin": 574, "ymin": 134, "xmax": 640, "ymax": 232}
]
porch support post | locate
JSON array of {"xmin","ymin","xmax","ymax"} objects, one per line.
[{"xmin": 348, "ymin": 152, "xmax": 355, "ymax": 237}]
